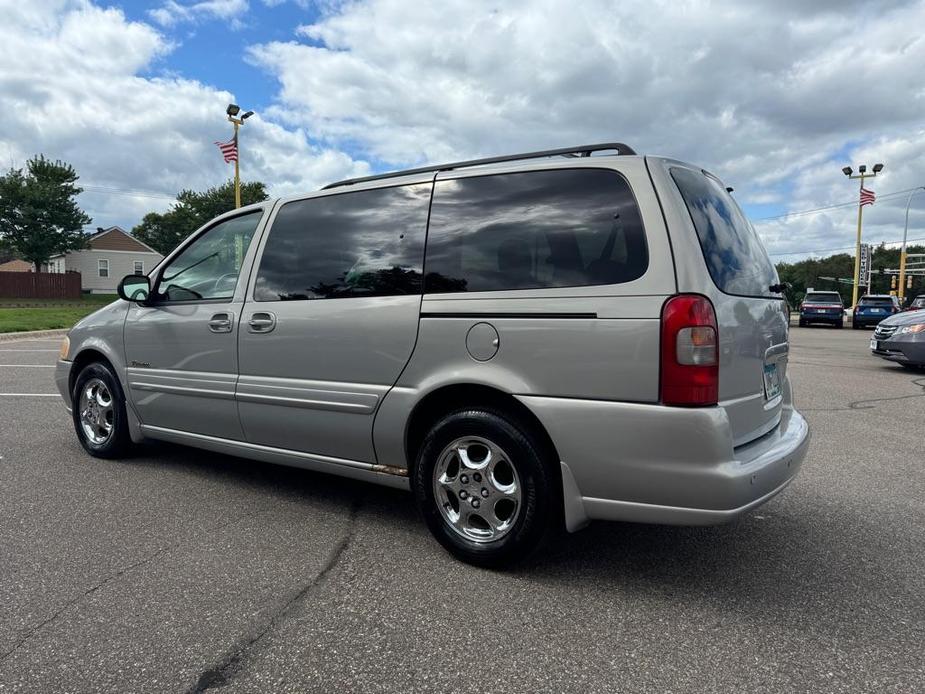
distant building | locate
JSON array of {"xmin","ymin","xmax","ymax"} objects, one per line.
[
  {"xmin": 44, "ymin": 227, "xmax": 163, "ymax": 293},
  {"xmin": 0, "ymin": 259, "xmax": 33, "ymax": 272}
]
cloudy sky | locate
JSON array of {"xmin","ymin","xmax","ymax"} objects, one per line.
[{"xmin": 2, "ymin": 0, "xmax": 924, "ymax": 261}]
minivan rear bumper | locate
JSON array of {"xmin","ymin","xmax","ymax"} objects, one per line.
[{"xmin": 518, "ymin": 382, "xmax": 809, "ymax": 531}]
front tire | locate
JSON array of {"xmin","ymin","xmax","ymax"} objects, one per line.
[
  {"xmin": 71, "ymin": 362, "xmax": 132, "ymax": 458},
  {"xmin": 413, "ymin": 409, "xmax": 558, "ymax": 567}
]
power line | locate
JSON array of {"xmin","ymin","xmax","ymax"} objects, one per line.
[
  {"xmin": 80, "ymin": 185, "xmax": 176, "ymax": 201},
  {"xmin": 754, "ymin": 187, "xmax": 924, "ymax": 222},
  {"xmin": 769, "ymin": 236, "xmax": 925, "ymax": 258}
]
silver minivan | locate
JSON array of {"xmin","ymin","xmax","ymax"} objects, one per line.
[{"xmin": 56, "ymin": 143, "xmax": 810, "ymax": 566}]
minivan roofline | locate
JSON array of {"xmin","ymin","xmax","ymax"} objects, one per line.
[{"xmin": 321, "ymin": 143, "xmax": 638, "ymax": 190}]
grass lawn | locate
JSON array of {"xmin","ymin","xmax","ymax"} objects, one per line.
[{"xmin": 0, "ymin": 295, "xmax": 117, "ymax": 333}]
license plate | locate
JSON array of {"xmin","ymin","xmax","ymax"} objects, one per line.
[
  {"xmin": 763, "ymin": 362, "xmax": 781, "ymax": 400},
  {"xmin": 816, "ymin": 309, "xmax": 827, "ymax": 313},
  {"xmin": 871, "ymin": 308, "xmax": 884, "ymax": 313},
  {"xmin": 870, "ymin": 338, "xmax": 879, "ymax": 350}
]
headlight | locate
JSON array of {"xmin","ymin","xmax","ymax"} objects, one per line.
[
  {"xmin": 899, "ymin": 324, "xmax": 925, "ymax": 334},
  {"xmin": 59, "ymin": 336, "xmax": 70, "ymax": 360}
]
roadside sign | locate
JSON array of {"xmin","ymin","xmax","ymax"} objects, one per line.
[{"xmin": 859, "ymin": 243, "xmax": 871, "ymax": 285}]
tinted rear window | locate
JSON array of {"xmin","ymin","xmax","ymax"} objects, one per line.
[
  {"xmin": 424, "ymin": 168, "xmax": 648, "ymax": 294},
  {"xmin": 671, "ymin": 167, "xmax": 778, "ymax": 298},
  {"xmin": 805, "ymin": 293, "xmax": 842, "ymax": 304},
  {"xmin": 859, "ymin": 297, "xmax": 894, "ymax": 307}
]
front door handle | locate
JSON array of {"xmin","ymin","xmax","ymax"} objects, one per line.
[
  {"xmin": 208, "ymin": 312, "xmax": 234, "ymax": 333},
  {"xmin": 248, "ymin": 312, "xmax": 277, "ymax": 333}
]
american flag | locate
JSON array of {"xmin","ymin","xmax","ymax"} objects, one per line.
[
  {"xmin": 860, "ymin": 186, "xmax": 875, "ymax": 207},
  {"xmin": 214, "ymin": 136, "xmax": 238, "ymax": 163}
]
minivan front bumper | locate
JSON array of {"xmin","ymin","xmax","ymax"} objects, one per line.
[{"xmin": 518, "ymin": 383, "xmax": 809, "ymax": 531}]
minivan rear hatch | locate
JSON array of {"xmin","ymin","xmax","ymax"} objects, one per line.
[{"xmin": 670, "ymin": 167, "xmax": 789, "ymax": 447}]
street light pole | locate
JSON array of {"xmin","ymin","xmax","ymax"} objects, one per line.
[
  {"xmin": 843, "ymin": 163, "xmax": 884, "ymax": 307},
  {"xmin": 225, "ymin": 104, "xmax": 254, "ymax": 209},
  {"xmin": 899, "ymin": 186, "xmax": 925, "ymax": 302}
]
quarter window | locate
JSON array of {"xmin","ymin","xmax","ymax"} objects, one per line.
[
  {"xmin": 670, "ymin": 167, "xmax": 778, "ymax": 298},
  {"xmin": 98, "ymin": 259, "xmax": 109, "ymax": 278},
  {"xmin": 155, "ymin": 211, "xmax": 262, "ymax": 302},
  {"xmin": 253, "ymin": 184, "xmax": 430, "ymax": 301},
  {"xmin": 424, "ymin": 168, "xmax": 648, "ymax": 294}
]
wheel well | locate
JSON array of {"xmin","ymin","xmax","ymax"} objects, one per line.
[
  {"xmin": 404, "ymin": 384, "xmax": 561, "ymax": 477},
  {"xmin": 69, "ymin": 349, "xmax": 116, "ymax": 396}
]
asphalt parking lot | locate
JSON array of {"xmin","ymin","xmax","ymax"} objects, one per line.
[{"xmin": 0, "ymin": 327, "xmax": 923, "ymax": 693}]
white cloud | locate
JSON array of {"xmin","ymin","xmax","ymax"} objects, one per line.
[
  {"xmin": 0, "ymin": 0, "xmax": 367, "ymax": 231},
  {"xmin": 3, "ymin": 0, "xmax": 924, "ymax": 260},
  {"xmin": 148, "ymin": 0, "xmax": 249, "ymax": 28},
  {"xmin": 246, "ymin": 0, "xmax": 925, "ymax": 259}
]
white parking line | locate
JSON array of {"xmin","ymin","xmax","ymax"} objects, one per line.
[
  {"xmin": 0, "ymin": 393, "xmax": 59, "ymax": 397},
  {"xmin": 1, "ymin": 339, "xmax": 62, "ymax": 343},
  {"xmin": 0, "ymin": 349, "xmax": 60, "ymax": 352},
  {"xmin": 0, "ymin": 365, "xmax": 55, "ymax": 368}
]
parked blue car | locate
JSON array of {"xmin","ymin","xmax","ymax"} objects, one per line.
[
  {"xmin": 852, "ymin": 294, "xmax": 901, "ymax": 329},
  {"xmin": 799, "ymin": 291, "xmax": 844, "ymax": 328}
]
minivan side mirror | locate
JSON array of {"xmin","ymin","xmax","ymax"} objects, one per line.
[{"xmin": 117, "ymin": 274, "xmax": 151, "ymax": 304}]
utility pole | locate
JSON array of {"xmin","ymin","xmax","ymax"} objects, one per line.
[
  {"xmin": 899, "ymin": 187, "xmax": 925, "ymax": 302},
  {"xmin": 842, "ymin": 162, "xmax": 884, "ymax": 307},
  {"xmin": 225, "ymin": 104, "xmax": 254, "ymax": 209}
]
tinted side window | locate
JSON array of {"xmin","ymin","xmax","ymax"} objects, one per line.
[
  {"xmin": 670, "ymin": 167, "xmax": 778, "ymax": 298},
  {"xmin": 156, "ymin": 211, "xmax": 262, "ymax": 302},
  {"xmin": 424, "ymin": 169, "xmax": 648, "ymax": 294},
  {"xmin": 254, "ymin": 184, "xmax": 430, "ymax": 301}
]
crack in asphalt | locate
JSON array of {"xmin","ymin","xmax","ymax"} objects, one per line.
[
  {"xmin": 801, "ymin": 376, "xmax": 925, "ymax": 413},
  {"xmin": 0, "ymin": 510, "xmax": 268, "ymax": 665},
  {"xmin": 186, "ymin": 496, "xmax": 363, "ymax": 693}
]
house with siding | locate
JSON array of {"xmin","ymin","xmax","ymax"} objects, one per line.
[
  {"xmin": 45, "ymin": 227, "xmax": 163, "ymax": 293},
  {"xmin": 0, "ymin": 259, "xmax": 33, "ymax": 272}
]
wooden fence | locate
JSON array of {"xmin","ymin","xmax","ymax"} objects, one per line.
[{"xmin": 0, "ymin": 271, "xmax": 82, "ymax": 299}]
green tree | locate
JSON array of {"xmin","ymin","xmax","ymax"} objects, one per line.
[
  {"xmin": 0, "ymin": 155, "xmax": 91, "ymax": 271},
  {"xmin": 133, "ymin": 180, "xmax": 268, "ymax": 255},
  {"xmin": 776, "ymin": 243, "xmax": 925, "ymax": 306}
]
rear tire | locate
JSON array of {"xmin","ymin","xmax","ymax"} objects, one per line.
[
  {"xmin": 412, "ymin": 408, "xmax": 558, "ymax": 567},
  {"xmin": 798, "ymin": 319, "xmax": 806, "ymax": 327},
  {"xmin": 835, "ymin": 320, "xmax": 843, "ymax": 329},
  {"xmin": 71, "ymin": 362, "xmax": 132, "ymax": 459}
]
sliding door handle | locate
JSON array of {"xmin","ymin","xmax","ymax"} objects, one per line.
[
  {"xmin": 248, "ymin": 312, "xmax": 277, "ymax": 333},
  {"xmin": 208, "ymin": 312, "xmax": 234, "ymax": 333}
]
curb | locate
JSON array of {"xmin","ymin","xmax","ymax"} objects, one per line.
[{"xmin": 0, "ymin": 329, "xmax": 69, "ymax": 343}]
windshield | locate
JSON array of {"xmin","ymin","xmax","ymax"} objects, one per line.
[{"xmin": 805, "ymin": 293, "xmax": 842, "ymax": 304}]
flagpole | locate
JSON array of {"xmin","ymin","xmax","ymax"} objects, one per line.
[
  {"xmin": 853, "ymin": 176, "xmax": 864, "ymax": 304},
  {"xmin": 224, "ymin": 104, "xmax": 254, "ymax": 210},
  {"xmin": 233, "ymin": 121, "xmax": 241, "ymax": 209},
  {"xmin": 842, "ymin": 163, "xmax": 884, "ymax": 308}
]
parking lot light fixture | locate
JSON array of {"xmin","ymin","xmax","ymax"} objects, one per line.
[
  {"xmin": 843, "ymin": 162, "xmax": 885, "ymax": 307},
  {"xmin": 225, "ymin": 103, "xmax": 254, "ymax": 209}
]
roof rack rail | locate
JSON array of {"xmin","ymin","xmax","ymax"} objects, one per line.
[{"xmin": 322, "ymin": 142, "xmax": 637, "ymax": 189}]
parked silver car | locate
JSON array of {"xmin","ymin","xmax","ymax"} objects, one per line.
[
  {"xmin": 870, "ymin": 310, "xmax": 925, "ymax": 369},
  {"xmin": 56, "ymin": 143, "xmax": 810, "ymax": 565}
]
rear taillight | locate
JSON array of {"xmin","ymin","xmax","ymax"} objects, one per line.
[{"xmin": 660, "ymin": 294, "xmax": 719, "ymax": 406}]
